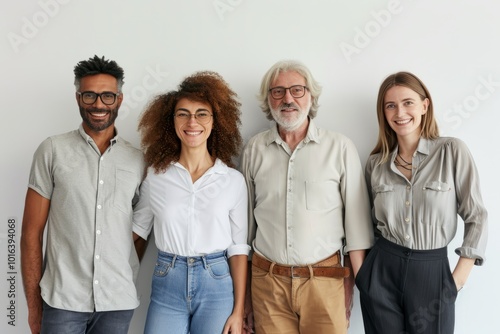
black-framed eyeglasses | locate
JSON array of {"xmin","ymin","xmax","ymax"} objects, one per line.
[
  {"xmin": 77, "ymin": 91, "xmax": 120, "ymax": 105},
  {"xmin": 174, "ymin": 110, "xmax": 213, "ymax": 124},
  {"xmin": 269, "ymin": 85, "xmax": 308, "ymax": 99}
]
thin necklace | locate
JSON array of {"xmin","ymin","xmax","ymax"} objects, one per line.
[
  {"xmin": 398, "ymin": 154, "xmax": 412, "ymax": 165},
  {"xmin": 395, "ymin": 154, "xmax": 412, "ymax": 171}
]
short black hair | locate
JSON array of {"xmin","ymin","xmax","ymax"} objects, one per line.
[{"xmin": 73, "ymin": 55, "xmax": 125, "ymax": 91}]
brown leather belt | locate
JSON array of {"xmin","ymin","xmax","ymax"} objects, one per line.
[{"xmin": 252, "ymin": 251, "xmax": 350, "ymax": 278}]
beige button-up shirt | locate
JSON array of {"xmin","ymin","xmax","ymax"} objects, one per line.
[
  {"xmin": 365, "ymin": 137, "xmax": 488, "ymax": 265},
  {"xmin": 28, "ymin": 126, "xmax": 144, "ymax": 311},
  {"xmin": 242, "ymin": 119, "xmax": 374, "ymax": 266}
]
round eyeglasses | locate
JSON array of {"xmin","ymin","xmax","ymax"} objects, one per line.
[
  {"xmin": 77, "ymin": 91, "xmax": 120, "ymax": 105},
  {"xmin": 174, "ymin": 110, "xmax": 213, "ymax": 124},
  {"xmin": 268, "ymin": 85, "xmax": 308, "ymax": 99}
]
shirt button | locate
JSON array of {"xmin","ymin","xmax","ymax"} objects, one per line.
[
  {"xmin": 97, "ymin": 205, "xmax": 102, "ymax": 209},
  {"xmin": 95, "ymin": 255, "xmax": 100, "ymax": 259},
  {"xmin": 99, "ymin": 180, "xmax": 104, "ymax": 185},
  {"xmin": 405, "ymin": 235, "xmax": 410, "ymax": 240},
  {"xmin": 94, "ymin": 280, "xmax": 99, "ymax": 285},
  {"xmin": 96, "ymin": 230, "xmax": 101, "ymax": 235},
  {"xmin": 405, "ymin": 201, "xmax": 410, "ymax": 206},
  {"xmin": 406, "ymin": 186, "xmax": 411, "ymax": 190},
  {"xmin": 405, "ymin": 218, "xmax": 410, "ymax": 223}
]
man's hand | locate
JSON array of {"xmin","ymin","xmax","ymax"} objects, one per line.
[
  {"xmin": 344, "ymin": 254, "xmax": 354, "ymax": 326},
  {"xmin": 27, "ymin": 298, "xmax": 43, "ymax": 334}
]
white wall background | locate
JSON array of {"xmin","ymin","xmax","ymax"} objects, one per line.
[{"xmin": 1, "ymin": 1, "xmax": 498, "ymax": 333}]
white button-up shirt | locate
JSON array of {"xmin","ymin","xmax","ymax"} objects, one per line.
[{"xmin": 133, "ymin": 159, "xmax": 250, "ymax": 257}]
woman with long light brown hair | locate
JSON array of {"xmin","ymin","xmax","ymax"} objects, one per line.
[{"xmin": 357, "ymin": 71, "xmax": 488, "ymax": 334}]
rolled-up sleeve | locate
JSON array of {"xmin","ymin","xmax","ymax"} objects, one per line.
[
  {"xmin": 132, "ymin": 176, "xmax": 154, "ymax": 240},
  {"xmin": 453, "ymin": 139, "xmax": 488, "ymax": 265},
  {"xmin": 227, "ymin": 173, "xmax": 251, "ymax": 258}
]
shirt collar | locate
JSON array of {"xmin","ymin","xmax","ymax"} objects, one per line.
[
  {"xmin": 173, "ymin": 158, "xmax": 228, "ymax": 175},
  {"xmin": 391, "ymin": 137, "xmax": 432, "ymax": 160},
  {"xmin": 415, "ymin": 137, "xmax": 431, "ymax": 156},
  {"xmin": 78, "ymin": 124, "xmax": 119, "ymax": 146},
  {"xmin": 264, "ymin": 118, "xmax": 321, "ymax": 146}
]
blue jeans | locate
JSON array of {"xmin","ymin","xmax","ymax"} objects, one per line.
[
  {"xmin": 41, "ymin": 301, "xmax": 133, "ymax": 334},
  {"xmin": 144, "ymin": 250, "xmax": 234, "ymax": 334}
]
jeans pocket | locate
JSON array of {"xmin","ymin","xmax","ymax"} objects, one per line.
[
  {"xmin": 153, "ymin": 260, "xmax": 172, "ymax": 277},
  {"xmin": 207, "ymin": 259, "xmax": 230, "ymax": 279}
]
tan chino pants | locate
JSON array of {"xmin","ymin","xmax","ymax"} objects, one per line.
[{"xmin": 251, "ymin": 262, "xmax": 347, "ymax": 334}]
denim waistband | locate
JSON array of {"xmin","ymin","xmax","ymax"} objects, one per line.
[
  {"xmin": 157, "ymin": 250, "xmax": 227, "ymax": 267},
  {"xmin": 376, "ymin": 237, "xmax": 448, "ymax": 261}
]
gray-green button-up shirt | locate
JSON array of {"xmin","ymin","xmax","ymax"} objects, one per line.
[{"xmin": 365, "ymin": 137, "xmax": 487, "ymax": 265}]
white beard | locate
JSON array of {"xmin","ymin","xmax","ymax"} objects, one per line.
[{"xmin": 270, "ymin": 102, "xmax": 310, "ymax": 132}]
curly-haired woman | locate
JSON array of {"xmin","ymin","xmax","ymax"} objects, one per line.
[{"xmin": 133, "ymin": 71, "xmax": 249, "ymax": 334}]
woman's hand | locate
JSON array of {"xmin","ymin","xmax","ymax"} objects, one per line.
[
  {"xmin": 223, "ymin": 313, "xmax": 244, "ymax": 334},
  {"xmin": 452, "ymin": 257, "xmax": 475, "ymax": 292}
]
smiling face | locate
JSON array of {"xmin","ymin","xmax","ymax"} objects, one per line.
[
  {"xmin": 174, "ymin": 98, "xmax": 213, "ymax": 151},
  {"xmin": 76, "ymin": 74, "xmax": 122, "ymax": 134},
  {"xmin": 268, "ymin": 71, "xmax": 311, "ymax": 131},
  {"xmin": 383, "ymin": 85, "xmax": 429, "ymax": 142}
]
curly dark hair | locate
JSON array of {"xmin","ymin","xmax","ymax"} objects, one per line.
[
  {"xmin": 73, "ymin": 55, "xmax": 125, "ymax": 91},
  {"xmin": 138, "ymin": 71, "xmax": 242, "ymax": 173}
]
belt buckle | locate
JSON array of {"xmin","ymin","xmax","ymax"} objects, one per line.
[{"xmin": 290, "ymin": 265, "xmax": 299, "ymax": 278}]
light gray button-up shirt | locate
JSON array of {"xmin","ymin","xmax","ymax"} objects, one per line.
[
  {"xmin": 365, "ymin": 137, "xmax": 488, "ymax": 265},
  {"xmin": 28, "ymin": 125, "xmax": 144, "ymax": 312},
  {"xmin": 242, "ymin": 119, "xmax": 374, "ymax": 266}
]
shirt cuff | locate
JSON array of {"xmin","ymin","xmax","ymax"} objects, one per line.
[
  {"xmin": 132, "ymin": 224, "xmax": 150, "ymax": 241},
  {"xmin": 227, "ymin": 244, "xmax": 251, "ymax": 258},
  {"xmin": 455, "ymin": 246, "xmax": 485, "ymax": 266}
]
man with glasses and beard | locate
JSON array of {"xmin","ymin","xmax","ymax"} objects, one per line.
[
  {"xmin": 241, "ymin": 60, "xmax": 374, "ymax": 334},
  {"xmin": 20, "ymin": 55, "xmax": 145, "ymax": 334}
]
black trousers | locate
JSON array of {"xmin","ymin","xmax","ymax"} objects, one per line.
[{"xmin": 356, "ymin": 237, "xmax": 457, "ymax": 334}]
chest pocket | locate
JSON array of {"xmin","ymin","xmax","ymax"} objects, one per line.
[
  {"xmin": 423, "ymin": 181, "xmax": 450, "ymax": 192},
  {"xmin": 113, "ymin": 168, "xmax": 139, "ymax": 214},
  {"xmin": 305, "ymin": 180, "xmax": 341, "ymax": 211},
  {"xmin": 372, "ymin": 184, "xmax": 394, "ymax": 194}
]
